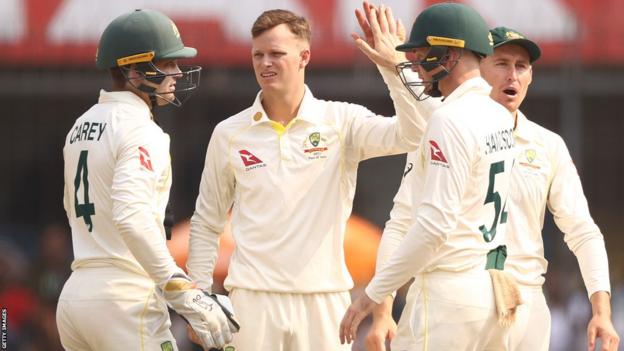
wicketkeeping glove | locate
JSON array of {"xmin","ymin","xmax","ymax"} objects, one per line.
[{"xmin": 162, "ymin": 273, "xmax": 238, "ymax": 349}]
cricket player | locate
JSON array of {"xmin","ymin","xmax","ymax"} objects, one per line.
[
  {"xmin": 56, "ymin": 9, "xmax": 238, "ymax": 351},
  {"xmin": 186, "ymin": 8, "xmax": 429, "ymax": 351},
  {"xmin": 340, "ymin": 3, "xmax": 519, "ymax": 350},
  {"xmin": 482, "ymin": 27, "xmax": 618, "ymax": 351},
  {"xmin": 356, "ymin": 5, "xmax": 620, "ymax": 350}
]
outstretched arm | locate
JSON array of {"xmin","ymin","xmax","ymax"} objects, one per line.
[{"xmin": 349, "ymin": 1, "xmax": 442, "ymax": 157}]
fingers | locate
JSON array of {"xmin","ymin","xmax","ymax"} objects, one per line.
[
  {"xmin": 200, "ymin": 332, "xmax": 216, "ymax": 350},
  {"xmin": 339, "ymin": 308, "xmax": 353, "ymax": 344},
  {"xmin": 377, "ymin": 4, "xmax": 389, "ymax": 34},
  {"xmin": 367, "ymin": 8, "xmax": 382, "ymax": 37},
  {"xmin": 340, "ymin": 304, "xmax": 365, "ymax": 345},
  {"xmin": 221, "ymin": 318, "xmax": 233, "ymax": 344},
  {"xmin": 397, "ymin": 19, "xmax": 406, "ymax": 42},
  {"xmin": 349, "ymin": 312, "xmax": 367, "ymax": 344},
  {"xmin": 385, "ymin": 5, "xmax": 396, "ymax": 35},
  {"xmin": 211, "ymin": 329, "xmax": 226, "ymax": 349},
  {"xmin": 601, "ymin": 333, "xmax": 620, "ymax": 351},
  {"xmin": 354, "ymin": 9, "xmax": 372, "ymax": 39},
  {"xmin": 363, "ymin": 1, "xmax": 373, "ymax": 19},
  {"xmin": 589, "ymin": 326, "xmax": 597, "ymax": 351},
  {"xmin": 353, "ymin": 37, "xmax": 377, "ymax": 60}
]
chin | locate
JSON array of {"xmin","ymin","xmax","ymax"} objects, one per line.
[{"xmin": 260, "ymin": 82, "xmax": 281, "ymax": 92}]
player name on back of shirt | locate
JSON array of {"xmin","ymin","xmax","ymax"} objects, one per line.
[
  {"xmin": 485, "ymin": 128, "xmax": 514, "ymax": 155},
  {"xmin": 69, "ymin": 121, "xmax": 107, "ymax": 144}
]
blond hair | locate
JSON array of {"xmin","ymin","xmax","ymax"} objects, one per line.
[{"xmin": 251, "ymin": 9, "xmax": 311, "ymax": 43}]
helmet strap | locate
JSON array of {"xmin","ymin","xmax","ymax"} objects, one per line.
[{"xmin": 120, "ymin": 62, "xmax": 181, "ymax": 108}]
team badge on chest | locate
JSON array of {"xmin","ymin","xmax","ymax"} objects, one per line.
[
  {"xmin": 309, "ymin": 132, "xmax": 320, "ymax": 147},
  {"xmin": 519, "ymin": 149, "xmax": 541, "ymax": 169},
  {"xmin": 303, "ymin": 131, "xmax": 328, "ymax": 159}
]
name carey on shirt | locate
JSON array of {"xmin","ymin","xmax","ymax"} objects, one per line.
[
  {"xmin": 484, "ymin": 128, "xmax": 514, "ymax": 155},
  {"xmin": 69, "ymin": 121, "xmax": 107, "ymax": 144}
]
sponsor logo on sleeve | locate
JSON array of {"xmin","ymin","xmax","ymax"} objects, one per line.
[
  {"xmin": 429, "ymin": 140, "xmax": 449, "ymax": 168},
  {"xmin": 138, "ymin": 146, "xmax": 154, "ymax": 171}
]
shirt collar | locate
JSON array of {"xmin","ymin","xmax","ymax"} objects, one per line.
[
  {"xmin": 513, "ymin": 109, "xmax": 534, "ymax": 141},
  {"xmin": 98, "ymin": 90, "xmax": 152, "ymax": 118},
  {"xmin": 442, "ymin": 77, "xmax": 492, "ymax": 105},
  {"xmin": 249, "ymin": 85, "xmax": 320, "ymax": 126}
]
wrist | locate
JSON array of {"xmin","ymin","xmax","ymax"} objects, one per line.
[
  {"xmin": 371, "ymin": 296, "xmax": 394, "ymax": 318},
  {"xmin": 590, "ymin": 290, "xmax": 612, "ymax": 317}
]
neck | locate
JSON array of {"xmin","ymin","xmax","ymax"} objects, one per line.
[
  {"xmin": 261, "ymin": 83, "xmax": 305, "ymax": 125},
  {"xmin": 123, "ymin": 83, "xmax": 153, "ymax": 109},
  {"xmin": 440, "ymin": 67, "xmax": 480, "ymax": 97}
]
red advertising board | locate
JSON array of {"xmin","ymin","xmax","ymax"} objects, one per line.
[{"xmin": 1, "ymin": 0, "xmax": 623, "ymax": 67}]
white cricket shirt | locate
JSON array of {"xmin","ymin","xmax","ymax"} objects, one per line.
[
  {"xmin": 376, "ymin": 109, "xmax": 611, "ymax": 300},
  {"xmin": 63, "ymin": 90, "xmax": 182, "ymax": 287},
  {"xmin": 366, "ymin": 77, "xmax": 517, "ymax": 303},
  {"xmin": 506, "ymin": 111, "xmax": 610, "ymax": 296},
  {"xmin": 188, "ymin": 74, "xmax": 427, "ymax": 293}
]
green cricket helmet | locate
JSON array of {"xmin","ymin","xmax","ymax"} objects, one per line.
[
  {"xmin": 96, "ymin": 9, "xmax": 201, "ymax": 107},
  {"xmin": 395, "ymin": 3, "xmax": 493, "ymax": 100}
]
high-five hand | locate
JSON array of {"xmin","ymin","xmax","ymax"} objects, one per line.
[{"xmin": 351, "ymin": 1, "xmax": 407, "ymax": 69}]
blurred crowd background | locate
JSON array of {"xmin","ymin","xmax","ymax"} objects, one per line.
[{"xmin": 1, "ymin": 0, "xmax": 623, "ymax": 350}]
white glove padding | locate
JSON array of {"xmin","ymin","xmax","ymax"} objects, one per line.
[
  {"xmin": 207, "ymin": 293, "xmax": 240, "ymax": 333},
  {"xmin": 162, "ymin": 273, "xmax": 233, "ymax": 349}
]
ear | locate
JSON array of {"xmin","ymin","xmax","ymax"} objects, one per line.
[
  {"xmin": 125, "ymin": 64, "xmax": 142, "ymax": 80},
  {"xmin": 299, "ymin": 49, "xmax": 310, "ymax": 69},
  {"xmin": 527, "ymin": 65, "xmax": 533, "ymax": 86},
  {"xmin": 448, "ymin": 47, "xmax": 462, "ymax": 61}
]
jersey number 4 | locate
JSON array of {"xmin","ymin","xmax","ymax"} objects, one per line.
[
  {"xmin": 74, "ymin": 150, "xmax": 95, "ymax": 232},
  {"xmin": 480, "ymin": 160, "xmax": 508, "ymax": 242}
]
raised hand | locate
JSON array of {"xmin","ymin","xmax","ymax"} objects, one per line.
[{"xmin": 351, "ymin": 1, "xmax": 407, "ymax": 69}]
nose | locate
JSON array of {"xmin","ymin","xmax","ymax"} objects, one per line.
[
  {"xmin": 507, "ymin": 67, "xmax": 519, "ymax": 81},
  {"xmin": 260, "ymin": 56, "xmax": 273, "ymax": 68},
  {"xmin": 172, "ymin": 65, "xmax": 183, "ymax": 79}
]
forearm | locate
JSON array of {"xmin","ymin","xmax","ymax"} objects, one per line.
[
  {"xmin": 378, "ymin": 67, "xmax": 437, "ymax": 146},
  {"xmin": 571, "ymin": 235, "xmax": 611, "ymax": 298},
  {"xmin": 114, "ymin": 209, "xmax": 183, "ymax": 287},
  {"xmin": 187, "ymin": 213, "xmax": 221, "ymax": 291},
  {"xmin": 366, "ymin": 216, "xmax": 444, "ymax": 303}
]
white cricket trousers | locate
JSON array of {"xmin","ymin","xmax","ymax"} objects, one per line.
[
  {"xmin": 227, "ymin": 288, "xmax": 352, "ymax": 351},
  {"xmin": 56, "ymin": 264, "xmax": 178, "ymax": 351},
  {"xmin": 509, "ymin": 286, "xmax": 551, "ymax": 351},
  {"xmin": 391, "ymin": 269, "xmax": 511, "ymax": 351}
]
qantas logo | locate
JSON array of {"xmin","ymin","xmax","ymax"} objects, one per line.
[
  {"xmin": 138, "ymin": 146, "xmax": 154, "ymax": 171},
  {"xmin": 238, "ymin": 150, "xmax": 263, "ymax": 167},
  {"xmin": 429, "ymin": 140, "xmax": 448, "ymax": 164}
]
